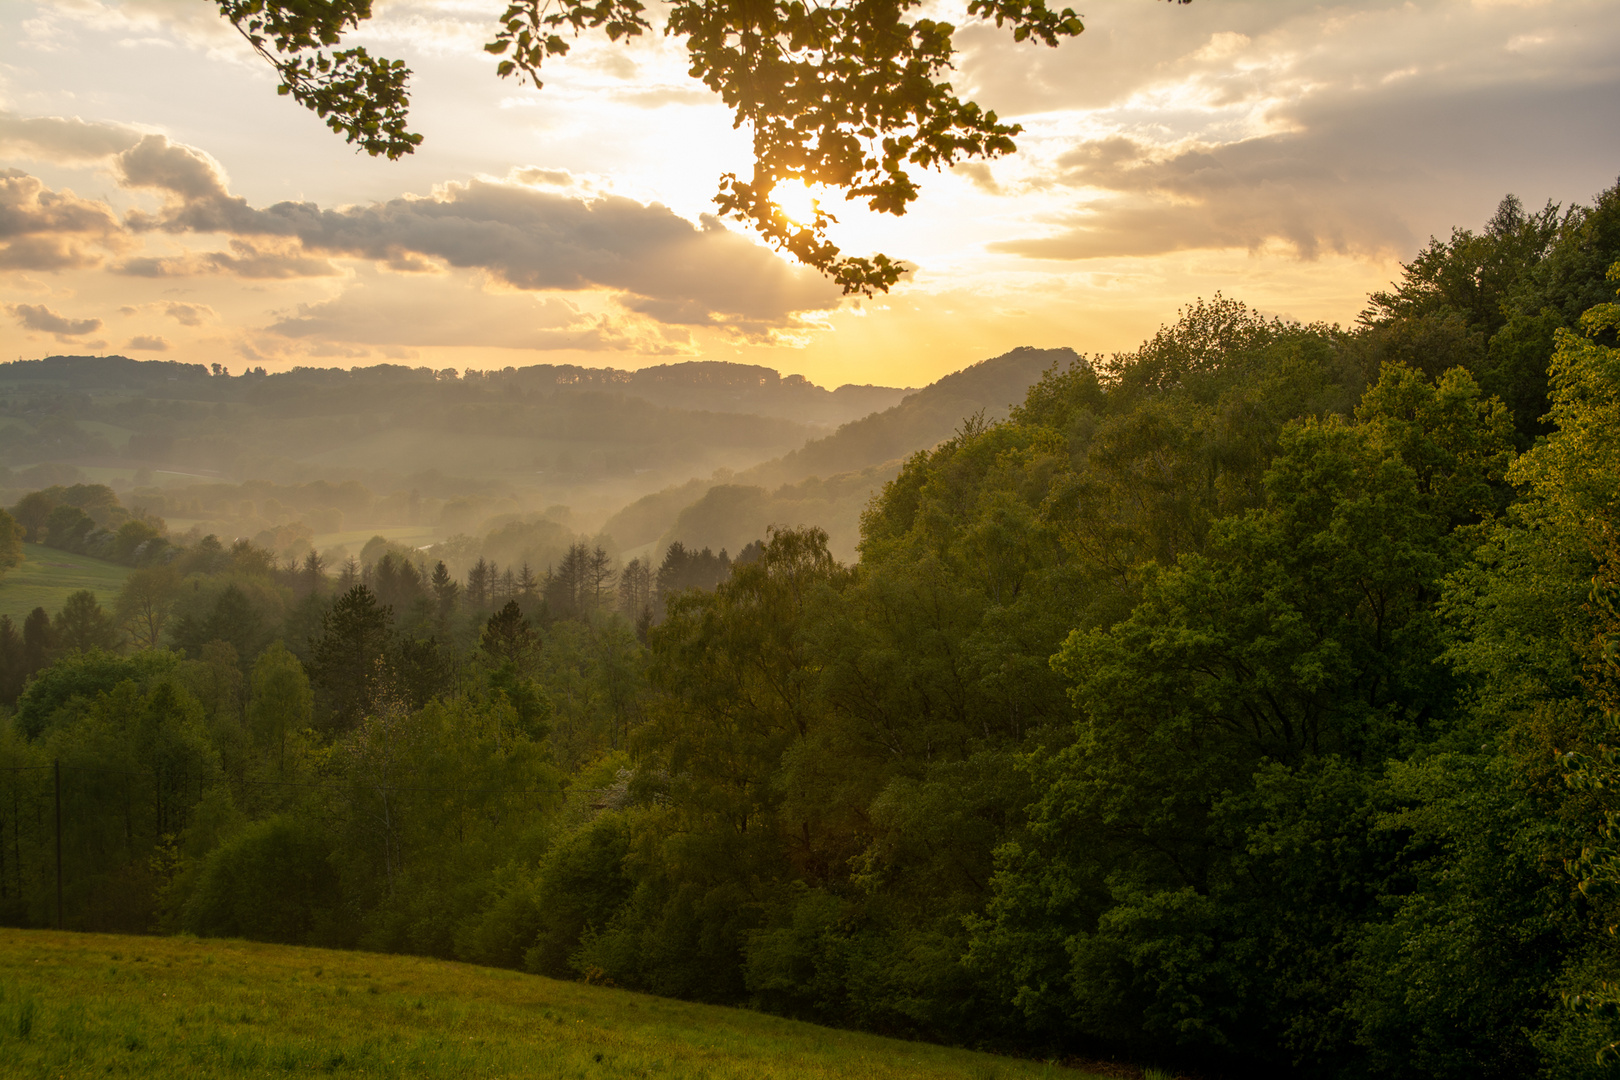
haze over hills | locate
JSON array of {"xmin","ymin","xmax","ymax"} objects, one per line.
[
  {"xmin": 0, "ymin": 349, "xmax": 1060, "ymax": 565},
  {"xmin": 604, "ymin": 346, "xmax": 1080, "ymax": 559},
  {"xmin": 741, "ymin": 346, "xmax": 1078, "ymax": 488},
  {"xmin": 0, "ymin": 356, "xmax": 909, "ymax": 529}
]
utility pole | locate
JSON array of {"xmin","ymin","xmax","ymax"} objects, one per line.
[{"xmin": 54, "ymin": 759, "xmax": 63, "ymax": 931}]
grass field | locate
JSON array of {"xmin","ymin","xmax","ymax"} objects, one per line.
[
  {"xmin": 0, "ymin": 543, "xmax": 131, "ymax": 623},
  {"xmin": 0, "ymin": 930, "xmax": 1105, "ymax": 1080},
  {"xmin": 312, "ymin": 525, "xmax": 444, "ymax": 555}
]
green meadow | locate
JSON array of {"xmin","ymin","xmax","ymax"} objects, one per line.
[
  {"xmin": 0, "ymin": 930, "xmax": 1107, "ymax": 1080},
  {"xmin": 0, "ymin": 543, "xmax": 130, "ymax": 624}
]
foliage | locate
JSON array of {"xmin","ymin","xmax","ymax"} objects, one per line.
[
  {"xmin": 215, "ymin": 0, "xmax": 419, "ymax": 159},
  {"xmin": 5, "ymin": 193, "xmax": 1620, "ymax": 1080},
  {"xmin": 13, "ymin": 648, "xmax": 182, "ymax": 739},
  {"xmin": 0, "ymin": 509, "xmax": 21, "ymax": 576}
]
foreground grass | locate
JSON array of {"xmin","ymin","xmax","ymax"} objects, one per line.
[
  {"xmin": 0, "ymin": 930, "xmax": 1099, "ymax": 1080},
  {"xmin": 0, "ymin": 544, "xmax": 131, "ymax": 623}
]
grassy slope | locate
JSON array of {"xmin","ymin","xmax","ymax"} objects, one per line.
[
  {"xmin": 0, "ymin": 930, "xmax": 1098, "ymax": 1080},
  {"xmin": 0, "ymin": 543, "xmax": 130, "ymax": 623}
]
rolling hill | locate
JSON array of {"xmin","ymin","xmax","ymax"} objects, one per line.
[
  {"xmin": 0, "ymin": 929, "xmax": 1111, "ymax": 1080},
  {"xmin": 0, "ymin": 543, "xmax": 130, "ymax": 624},
  {"xmin": 603, "ymin": 347, "xmax": 1083, "ymax": 561}
]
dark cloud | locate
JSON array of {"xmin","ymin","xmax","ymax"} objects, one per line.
[
  {"xmin": 2, "ymin": 127, "xmax": 836, "ymax": 338},
  {"xmin": 0, "ymin": 169, "xmax": 127, "ymax": 269},
  {"xmin": 111, "ymin": 135, "xmax": 838, "ymax": 329},
  {"xmin": 117, "ymin": 135, "xmax": 250, "ymax": 231},
  {"xmin": 9, "ymin": 302, "xmax": 103, "ymax": 338},
  {"xmin": 998, "ymin": 132, "xmax": 1409, "ymax": 260},
  {"xmin": 126, "ymin": 334, "xmax": 170, "ymax": 351},
  {"xmin": 995, "ymin": 75, "xmax": 1620, "ymax": 261},
  {"xmin": 113, "ymin": 239, "xmax": 341, "ymax": 279}
]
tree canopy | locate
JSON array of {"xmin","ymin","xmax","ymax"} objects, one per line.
[{"xmin": 11, "ymin": 184, "xmax": 1620, "ymax": 1078}]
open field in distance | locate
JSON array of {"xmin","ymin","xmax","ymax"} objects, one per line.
[{"xmin": 0, "ymin": 544, "xmax": 130, "ymax": 624}]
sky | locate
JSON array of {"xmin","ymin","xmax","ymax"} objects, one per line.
[{"xmin": 1, "ymin": 0, "xmax": 1617, "ymax": 390}]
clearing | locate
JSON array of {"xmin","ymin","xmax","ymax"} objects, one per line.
[
  {"xmin": 0, "ymin": 929, "xmax": 1104, "ymax": 1079},
  {"xmin": 0, "ymin": 543, "xmax": 130, "ymax": 624}
]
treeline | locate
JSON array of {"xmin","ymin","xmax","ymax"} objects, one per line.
[
  {"xmin": 0, "ymin": 357, "xmax": 904, "ymax": 427},
  {"xmin": 0, "ymin": 357, "xmax": 880, "ymax": 498},
  {"xmin": 2, "ymin": 186, "xmax": 1620, "ymax": 1079},
  {"xmin": 8, "ymin": 483, "xmax": 169, "ymax": 566}
]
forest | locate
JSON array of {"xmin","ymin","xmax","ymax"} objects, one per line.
[{"xmin": 0, "ymin": 182, "xmax": 1618, "ymax": 1078}]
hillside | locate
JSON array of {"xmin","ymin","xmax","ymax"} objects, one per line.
[
  {"xmin": 0, "ymin": 355, "xmax": 920, "ymax": 546},
  {"xmin": 742, "ymin": 346, "xmax": 1082, "ymax": 488},
  {"xmin": 0, "ymin": 543, "xmax": 130, "ymax": 623},
  {"xmin": 603, "ymin": 346, "xmax": 1081, "ymax": 560},
  {"xmin": 0, "ymin": 930, "xmax": 1109, "ymax": 1080},
  {"xmin": 0, "ymin": 355, "xmax": 910, "ymax": 426}
]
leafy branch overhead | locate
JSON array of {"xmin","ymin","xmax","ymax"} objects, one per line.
[
  {"xmin": 216, "ymin": 0, "xmax": 1191, "ymax": 295},
  {"xmin": 217, "ymin": 2, "xmax": 422, "ymax": 160}
]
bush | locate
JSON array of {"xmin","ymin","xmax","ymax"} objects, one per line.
[{"xmin": 183, "ymin": 816, "xmax": 343, "ymax": 946}]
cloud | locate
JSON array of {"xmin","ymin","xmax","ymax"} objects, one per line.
[
  {"xmin": 0, "ymin": 169, "xmax": 128, "ymax": 270},
  {"xmin": 0, "ymin": 131, "xmax": 836, "ymax": 333},
  {"xmin": 512, "ymin": 167, "xmax": 578, "ymax": 188},
  {"xmin": 952, "ymin": 162, "xmax": 1002, "ymax": 196},
  {"xmin": 162, "ymin": 301, "xmax": 215, "ymax": 326},
  {"xmin": 9, "ymin": 302, "xmax": 103, "ymax": 339},
  {"xmin": 262, "ymin": 270, "xmax": 653, "ymax": 352},
  {"xmin": 108, "ymin": 134, "xmax": 839, "ymax": 330},
  {"xmin": 0, "ymin": 111, "xmax": 143, "ymax": 163},
  {"xmin": 118, "ymin": 134, "xmax": 235, "ymax": 205},
  {"xmin": 612, "ymin": 86, "xmax": 717, "ymax": 108},
  {"xmin": 996, "ymin": 131, "xmax": 1412, "ymax": 260},
  {"xmin": 113, "ymin": 238, "xmax": 341, "ymax": 279},
  {"xmin": 993, "ymin": 52, "xmax": 1620, "ymax": 262},
  {"xmin": 126, "ymin": 334, "xmax": 170, "ymax": 351}
]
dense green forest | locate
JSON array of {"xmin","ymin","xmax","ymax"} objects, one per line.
[{"xmin": 2, "ymin": 184, "xmax": 1619, "ymax": 1078}]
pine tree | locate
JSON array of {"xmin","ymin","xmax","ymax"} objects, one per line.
[
  {"xmin": 0, "ymin": 615, "xmax": 23, "ymax": 704},
  {"xmin": 467, "ymin": 557, "xmax": 490, "ymax": 609},
  {"xmin": 300, "ymin": 548, "xmax": 326, "ymax": 595},
  {"xmin": 430, "ymin": 560, "xmax": 459, "ymax": 628},
  {"xmin": 308, "ymin": 584, "xmax": 393, "ymax": 730},
  {"xmin": 52, "ymin": 590, "xmax": 118, "ymax": 654},
  {"xmin": 481, "ymin": 600, "xmax": 538, "ymax": 666},
  {"xmin": 21, "ymin": 606, "xmax": 53, "ymax": 674}
]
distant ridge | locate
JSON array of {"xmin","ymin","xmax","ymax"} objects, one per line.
[
  {"xmin": 740, "ymin": 345, "xmax": 1081, "ymax": 487},
  {"xmin": 3, "ymin": 355, "xmax": 910, "ymax": 428},
  {"xmin": 0, "ymin": 355, "xmax": 213, "ymax": 389},
  {"xmin": 604, "ymin": 346, "xmax": 1081, "ymax": 560}
]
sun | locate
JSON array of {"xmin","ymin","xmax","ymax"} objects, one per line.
[{"xmin": 771, "ymin": 179, "xmax": 819, "ymax": 225}]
